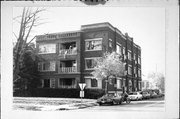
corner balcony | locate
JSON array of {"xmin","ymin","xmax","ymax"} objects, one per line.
[
  {"xmin": 59, "ymin": 48, "xmax": 77, "ymax": 56},
  {"xmin": 58, "ymin": 67, "xmax": 77, "ymax": 73}
]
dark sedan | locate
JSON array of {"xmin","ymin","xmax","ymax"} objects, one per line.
[{"xmin": 97, "ymin": 93, "xmax": 123, "ymax": 105}]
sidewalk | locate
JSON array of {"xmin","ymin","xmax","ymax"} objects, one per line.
[{"xmin": 13, "ymin": 97, "xmax": 98, "ymax": 111}]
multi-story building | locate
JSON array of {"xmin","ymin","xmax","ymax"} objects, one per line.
[{"xmin": 36, "ymin": 22, "xmax": 142, "ymax": 94}]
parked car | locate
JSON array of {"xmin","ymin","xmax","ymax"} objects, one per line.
[
  {"xmin": 129, "ymin": 92, "xmax": 143, "ymax": 101},
  {"xmin": 151, "ymin": 92, "xmax": 158, "ymax": 98},
  {"xmin": 97, "ymin": 93, "xmax": 123, "ymax": 105},
  {"xmin": 140, "ymin": 91, "xmax": 150, "ymax": 99}
]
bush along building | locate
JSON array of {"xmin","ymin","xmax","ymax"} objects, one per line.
[{"xmin": 36, "ymin": 22, "xmax": 142, "ymax": 98}]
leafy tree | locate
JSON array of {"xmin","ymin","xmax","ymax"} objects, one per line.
[
  {"xmin": 91, "ymin": 52, "xmax": 125, "ymax": 94},
  {"xmin": 148, "ymin": 72, "xmax": 165, "ymax": 93}
]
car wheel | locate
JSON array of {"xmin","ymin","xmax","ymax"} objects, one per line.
[
  {"xmin": 136, "ymin": 97, "xmax": 139, "ymax": 101},
  {"xmin": 119, "ymin": 100, "xmax": 122, "ymax": 105},
  {"xmin": 112, "ymin": 100, "xmax": 116, "ymax": 105},
  {"xmin": 126, "ymin": 98, "xmax": 131, "ymax": 104},
  {"xmin": 99, "ymin": 103, "xmax": 102, "ymax": 106}
]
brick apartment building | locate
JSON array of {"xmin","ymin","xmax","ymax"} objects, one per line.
[{"xmin": 36, "ymin": 22, "xmax": 142, "ymax": 94}]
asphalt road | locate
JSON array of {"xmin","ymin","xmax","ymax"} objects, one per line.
[{"xmin": 75, "ymin": 98, "xmax": 165, "ymax": 112}]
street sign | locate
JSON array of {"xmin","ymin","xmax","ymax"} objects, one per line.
[
  {"xmin": 80, "ymin": 91, "xmax": 84, "ymax": 97},
  {"xmin": 79, "ymin": 83, "xmax": 86, "ymax": 90}
]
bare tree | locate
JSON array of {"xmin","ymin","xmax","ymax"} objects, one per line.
[{"xmin": 13, "ymin": 7, "xmax": 45, "ymax": 83}]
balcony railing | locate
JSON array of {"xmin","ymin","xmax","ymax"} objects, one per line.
[
  {"xmin": 58, "ymin": 85, "xmax": 76, "ymax": 89},
  {"xmin": 58, "ymin": 67, "xmax": 77, "ymax": 73},
  {"xmin": 59, "ymin": 48, "xmax": 77, "ymax": 55}
]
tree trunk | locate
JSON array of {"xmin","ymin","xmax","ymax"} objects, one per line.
[{"xmin": 105, "ymin": 76, "xmax": 109, "ymax": 94}]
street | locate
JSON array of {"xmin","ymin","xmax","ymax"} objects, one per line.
[{"xmin": 73, "ymin": 97, "xmax": 165, "ymax": 112}]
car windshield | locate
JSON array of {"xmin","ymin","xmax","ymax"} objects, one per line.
[{"xmin": 129, "ymin": 92, "xmax": 137, "ymax": 95}]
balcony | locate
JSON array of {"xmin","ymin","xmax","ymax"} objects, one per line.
[
  {"xmin": 58, "ymin": 85, "xmax": 76, "ymax": 89},
  {"xmin": 58, "ymin": 67, "xmax": 77, "ymax": 73},
  {"xmin": 59, "ymin": 48, "xmax": 77, "ymax": 55}
]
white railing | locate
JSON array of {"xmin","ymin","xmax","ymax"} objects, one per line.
[
  {"xmin": 59, "ymin": 48, "xmax": 77, "ymax": 55},
  {"xmin": 58, "ymin": 67, "xmax": 77, "ymax": 73},
  {"xmin": 58, "ymin": 85, "xmax": 76, "ymax": 89}
]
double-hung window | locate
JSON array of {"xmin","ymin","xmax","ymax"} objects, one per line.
[
  {"xmin": 85, "ymin": 58, "xmax": 98, "ymax": 70},
  {"xmin": 109, "ymin": 39, "xmax": 112, "ymax": 48},
  {"xmin": 128, "ymin": 65, "xmax": 132, "ymax": 75},
  {"xmin": 38, "ymin": 61, "xmax": 56, "ymax": 71},
  {"xmin": 85, "ymin": 38, "xmax": 102, "ymax": 51},
  {"xmin": 116, "ymin": 43, "xmax": 122, "ymax": 55},
  {"xmin": 138, "ymin": 56, "xmax": 141, "ymax": 64},
  {"xmin": 128, "ymin": 50, "xmax": 132, "ymax": 61}
]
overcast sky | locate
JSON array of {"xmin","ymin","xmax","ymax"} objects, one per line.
[{"xmin": 13, "ymin": 7, "xmax": 165, "ymax": 78}]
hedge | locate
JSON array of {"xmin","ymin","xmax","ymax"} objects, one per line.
[{"xmin": 13, "ymin": 88, "xmax": 105, "ymax": 99}]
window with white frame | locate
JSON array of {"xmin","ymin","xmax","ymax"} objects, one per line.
[
  {"xmin": 138, "ymin": 56, "xmax": 141, "ymax": 64},
  {"xmin": 134, "ymin": 66, "xmax": 136, "ymax": 74},
  {"xmin": 42, "ymin": 78, "xmax": 55, "ymax": 88},
  {"xmin": 38, "ymin": 61, "xmax": 56, "ymax": 71},
  {"xmin": 123, "ymin": 47, "xmax": 125, "ymax": 55},
  {"xmin": 128, "ymin": 50, "xmax": 132, "ymax": 60},
  {"xmin": 117, "ymin": 78, "xmax": 122, "ymax": 89},
  {"xmin": 116, "ymin": 43, "xmax": 122, "ymax": 55},
  {"xmin": 85, "ymin": 77, "xmax": 98, "ymax": 88},
  {"xmin": 128, "ymin": 65, "xmax": 132, "ymax": 75},
  {"xmin": 109, "ymin": 39, "xmax": 112, "ymax": 48},
  {"xmin": 91, "ymin": 78, "xmax": 98, "ymax": 87},
  {"xmin": 38, "ymin": 44, "xmax": 56, "ymax": 54},
  {"xmin": 50, "ymin": 79, "xmax": 55, "ymax": 88},
  {"xmin": 85, "ymin": 38, "xmax": 102, "ymax": 51},
  {"xmin": 85, "ymin": 58, "xmax": 99, "ymax": 70}
]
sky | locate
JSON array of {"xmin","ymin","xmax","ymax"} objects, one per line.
[{"xmin": 13, "ymin": 7, "xmax": 165, "ymax": 79}]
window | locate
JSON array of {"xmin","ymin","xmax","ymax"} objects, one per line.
[
  {"xmin": 134, "ymin": 80, "xmax": 137, "ymax": 88},
  {"xmin": 123, "ymin": 47, "xmax": 125, "ymax": 55},
  {"xmin": 128, "ymin": 65, "xmax": 132, "ymax": 75},
  {"xmin": 91, "ymin": 78, "xmax": 98, "ymax": 87},
  {"xmin": 134, "ymin": 54, "xmax": 136, "ymax": 60},
  {"xmin": 134, "ymin": 67, "xmax": 136, "ymax": 74},
  {"xmin": 138, "ymin": 81, "xmax": 141, "ymax": 90},
  {"xmin": 43, "ymin": 79, "xmax": 50, "ymax": 88},
  {"xmin": 85, "ymin": 38, "xmax": 102, "ymax": 51},
  {"xmin": 128, "ymin": 51, "xmax": 132, "ymax": 61},
  {"xmin": 38, "ymin": 44, "xmax": 56, "ymax": 54},
  {"xmin": 138, "ymin": 56, "xmax": 141, "ymax": 64},
  {"xmin": 42, "ymin": 79, "xmax": 55, "ymax": 88},
  {"xmin": 116, "ymin": 44, "xmax": 121, "ymax": 55},
  {"xmin": 38, "ymin": 61, "xmax": 56, "ymax": 71},
  {"xmin": 138, "ymin": 69, "xmax": 141, "ymax": 77},
  {"xmin": 109, "ymin": 39, "xmax": 112, "ymax": 48},
  {"xmin": 58, "ymin": 78, "xmax": 76, "ymax": 88},
  {"xmin": 85, "ymin": 78, "xmax": 98, "ymax": 88},
  {"xmin": 85, "ymin": 58, "xmax": 98, "ymax": 70},
  {"xmin": 117, "ymin": 78, "xmax": 122, "ymax": 89}
]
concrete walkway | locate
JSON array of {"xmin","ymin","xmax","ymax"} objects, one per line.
[{"xmin": 13, "ymin": 97, "xmax": 98, "ymax": 111}]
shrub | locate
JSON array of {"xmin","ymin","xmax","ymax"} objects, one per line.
[{"xmin": 13, "ymin": 88, "xmax": 105, "ymax": 99}]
